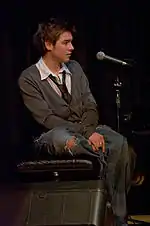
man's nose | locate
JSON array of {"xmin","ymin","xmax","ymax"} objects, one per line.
[{"xmin": 69, "ymin": 43, "xmax": 74, "ymax": 51}]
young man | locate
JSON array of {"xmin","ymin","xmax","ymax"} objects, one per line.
[{"xmin": 19, "ymin": 18, "xmax": 133, "ymax": 226}]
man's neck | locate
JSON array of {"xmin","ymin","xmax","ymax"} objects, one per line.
[{"xmin": 42, "ymin": 54, "xmax": 61, "ymax": 76}]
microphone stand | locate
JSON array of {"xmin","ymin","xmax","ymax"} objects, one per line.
[
  {"xmin": 97, "ymin": 51, "xmax": 133, "ymax": 132},
  {"xmin": 113, "ymin": 75, "xmax": 122, "ymax": 132}
]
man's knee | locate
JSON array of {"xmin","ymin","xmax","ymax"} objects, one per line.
[
  {"xmin": 41, "ymin": 127, "xmax": 81, "ymax": 154},
  {"xmin": 96, "ymin": 125, "xmax": 125, "ymax": 148},
  {"xmin": 36, "ymin": 126, "xmax": 75, "ymax": 148},
  {"xmin": 64, "ymin": 136, "xmax": 77, "ymax": 150}
]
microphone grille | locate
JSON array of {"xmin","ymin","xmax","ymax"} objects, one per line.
[{"xmin": 96, "ymin": 51, "xmax": 105, "ymax": 60}]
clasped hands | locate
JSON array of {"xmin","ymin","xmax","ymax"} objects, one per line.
[{"xmin": 88, "ymin": 132, "xmax": 105, "ymax": 152}]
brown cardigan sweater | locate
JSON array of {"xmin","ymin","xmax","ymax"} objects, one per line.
[{"xmin": 18, "ymin": 60, "xmax": 99, "ymax": 138}]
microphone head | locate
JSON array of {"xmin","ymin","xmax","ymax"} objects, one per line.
[{"xmin": 96, "ymin": 51, "xmax": 105, "ymax": 60}]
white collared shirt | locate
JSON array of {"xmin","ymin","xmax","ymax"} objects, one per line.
[{"xmin": 36, "ymin": 57, "xmax": 72, "ymax": 96}]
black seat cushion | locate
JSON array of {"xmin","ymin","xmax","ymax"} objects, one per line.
[
  {"xmin": 17, "ymin": 159, "xmax": 93, "ymax": 173},
  {"xmin": 16, "ymin": 154, "xmax": 106, "ymax": 182}
]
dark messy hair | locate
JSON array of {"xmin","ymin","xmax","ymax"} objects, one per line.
[{"xmin": 33, "ymin": 17, "xmax": 76, "ymax": 56}]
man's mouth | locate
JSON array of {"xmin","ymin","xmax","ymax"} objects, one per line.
[{"xmin": 66, "ymin": 53, "xmax": 72, "ymax": 56}]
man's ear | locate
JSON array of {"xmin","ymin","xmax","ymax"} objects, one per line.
[{"xmin": 45, "ymin": 41, "xmax": 53, "ymax": 51}]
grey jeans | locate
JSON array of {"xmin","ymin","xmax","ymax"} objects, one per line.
[{"xmin": 34, "ymin": 124, "xmax": 134, "ymax": 218}]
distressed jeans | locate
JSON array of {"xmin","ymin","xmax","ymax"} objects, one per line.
[{"xmin": 34, "ymin": 124, "xmax": 134, "ymax": 219}]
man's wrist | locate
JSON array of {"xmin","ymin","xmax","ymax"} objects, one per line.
[{"xmin": 83, "ymin": 129, "xmax": 95, "ymax": 139}]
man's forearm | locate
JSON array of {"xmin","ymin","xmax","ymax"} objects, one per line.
[
  {"xmin": 81, "ymin": 104, "xmax": 99, "ymax": 138},
  {"xmin": 43, "ymin": 114, "xmax": 82, "ymax": 132}
]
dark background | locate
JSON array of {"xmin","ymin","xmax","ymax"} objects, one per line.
[{"xmin": 1, "ymin": 0, "xmax": 150, "ymax": 214}]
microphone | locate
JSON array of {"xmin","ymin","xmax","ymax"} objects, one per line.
[{"xmin": 96, "ymin": 51, "xmax": 130, "ymax": 66}]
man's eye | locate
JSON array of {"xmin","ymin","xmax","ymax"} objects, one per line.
[{"xmin": 63, "ymin": 40, "xmax": 72, "ymax": 45}]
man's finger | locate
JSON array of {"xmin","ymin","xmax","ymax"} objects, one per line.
[
  {"xmin": 93, "ymin": 141, "xmax": 100, "ymax": 151},
  {"xmin": 88, "ymin": 140, "xmax": 97, "ymax": 151},
  {"xmin": 88, "ymin": 140, "xmax": 92, "ymax": 146},
  {"xmin": 92, "ymin": 144, "xmax": 97, "ymax": 151},
  {"xmin": 102, "ymin": 141, "xmax": 105, "ymax": 152},
  {"xmin": 99, "ymin": 137, "xmax": 105, "ymax": 152}
]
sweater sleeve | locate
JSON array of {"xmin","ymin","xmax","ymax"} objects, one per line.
[{"xmin": 72, "ymin": 61, "xmax": 99, "ymax": 138}]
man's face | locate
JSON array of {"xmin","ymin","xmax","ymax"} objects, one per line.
[{"xmin": 46, "ymin": 31, "xmax": 74, "ymax": 63}]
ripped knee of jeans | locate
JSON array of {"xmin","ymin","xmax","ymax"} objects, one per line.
[{"xmin": 64, "ymin": 136, "xmax": 77, "ymax": 151}]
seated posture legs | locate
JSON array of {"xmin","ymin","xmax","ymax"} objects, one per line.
[{"xmin": 35, "ymin": 124, "xmax": 133, "ymax": 225}]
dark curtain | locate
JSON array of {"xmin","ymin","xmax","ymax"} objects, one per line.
[{"xmin": 1, "ymin": 1, "xmax": 150, "ymax": 178}]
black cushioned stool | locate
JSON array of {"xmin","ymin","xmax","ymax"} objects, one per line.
[{"xmin": 16, "ymin": 156, "xmax": 108, "ymax": 226}]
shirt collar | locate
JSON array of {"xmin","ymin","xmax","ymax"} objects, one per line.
[{"xmin": 36, "ymin": 57, "xmax": 72, "ymax": 80}]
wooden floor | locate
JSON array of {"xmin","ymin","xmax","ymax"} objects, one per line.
[{"xmin": 129, "ymin": 215, "xmax": 150, "ymax": 224}]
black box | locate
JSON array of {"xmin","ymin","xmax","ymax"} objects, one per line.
[{"xmin": 24, "ymin": 180, "xmax": 107, "ymax": 226}]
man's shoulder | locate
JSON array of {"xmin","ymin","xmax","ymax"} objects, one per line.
[
  {"xmin": 18, "ymin": 64, "xmax": 41, "ymax": 87},
  {"xmin": 20, "ymin": 64, "xmax": 39, "ymax": 79},
  {"xmin": 65, "ymin": 60, "xmax": 83, "ymax": 73},
  {"xmin": 18, "ymin": 64, "xmax": 40, "ymax": 89}
]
